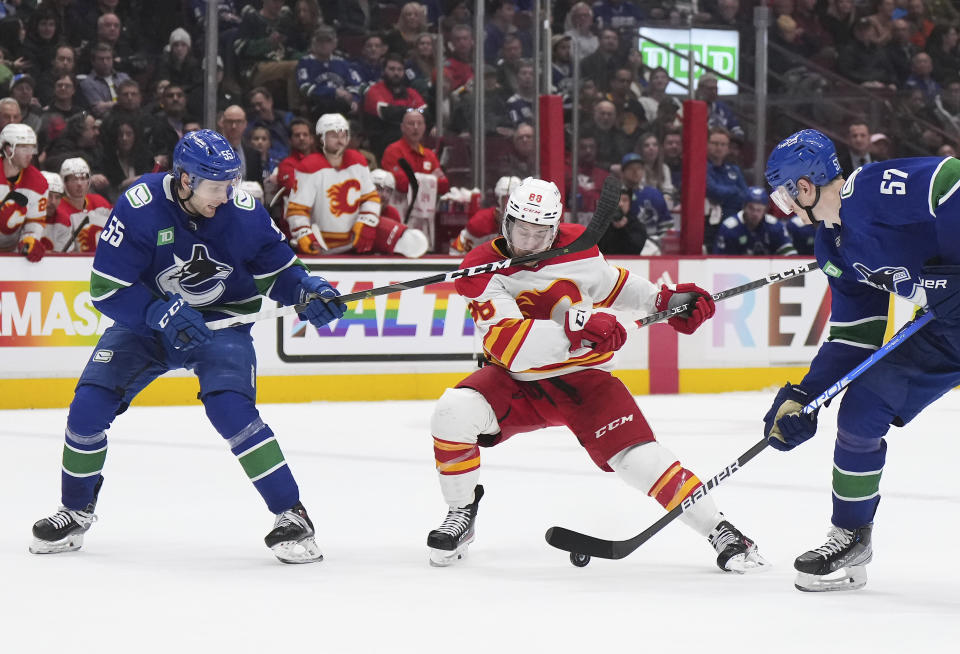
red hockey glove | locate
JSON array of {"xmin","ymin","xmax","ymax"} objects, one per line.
[
  {"xmin": 655, "ymin": 283, "xmax": 716, "ymax": 335},
  {"xmin": 352, "ymin": 214, "xmax": 379, "ymax": 254},
  {"xmin": 19, "ymin": 236, "xmax": 47, "ymax": 262},
  {"xmin": 290, "ymin": 226, "xmax": 322, "ymax": 255},
  {"xmin": 76, "ymin": 225, "xmax": 103, "ymax": 252},
  {"xmin": 564, "ymin": 307, "xmax": 627, "ymax": 354}
]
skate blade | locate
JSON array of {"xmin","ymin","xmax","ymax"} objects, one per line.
[
  {"xmin": 429, "ymin": 545, "xmax": 469, "ymax": 567},
  {"xmin": 29, "ymin": 534, "xmax": 84, "ymax": 555},
  {"xmin": 795, "ymin": 565, "xmax": 867, "ymax": 592},
  {"xmin": 428, "ymin": 534, "xmax": 474, "ymax": 567},
  {"xmin": 271, "ymin": 536, "xmax": 324, "ymax": 564},
  {"xmin": 723, "ymin": 549, "xmax": 772, "ymax": 574}
]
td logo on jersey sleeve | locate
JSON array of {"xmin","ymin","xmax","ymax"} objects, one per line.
[{"xmin": 155, "ymin": 243, "xmax": 233, "ymax": 306}]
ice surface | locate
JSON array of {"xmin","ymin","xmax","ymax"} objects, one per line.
[{"xmin": 3, "ymin": 391, "xmax": 958, "ymax": 652}]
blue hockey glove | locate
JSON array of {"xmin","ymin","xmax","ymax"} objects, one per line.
[
  {"xmin": 763, "ymin": 383, "xmax": 818, "ymax": 451},
  {"xmin": 297, "ymin": 276, "xmax": 345, "ymax": 328},
  {"xmin": 921, "ymin": 265, "xmax": 960, "ymax": 323},
  {"xmin": 145, "ymin": 294, "xmax": 213, "ymax": 352}
]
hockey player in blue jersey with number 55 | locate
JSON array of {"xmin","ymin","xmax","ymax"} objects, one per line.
[
  {"xmin": 30, "ymin": 130, "xmax": 346, "ymax": 563},
  {"xmin": 763, "ymin": 129, "xmax": 960, "ymax": 591}
]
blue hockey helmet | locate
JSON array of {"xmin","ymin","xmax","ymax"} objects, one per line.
[
  {"xmin": 765, "ymin": 129, "xmax": 841, "ymax": 214},
  {"xmin": 173, "ymin": 129, "xmax": 242, "ymax": 195},
  {"xmin": 745, "ymin": 186, "xmax": 769, "ymax": 206}
]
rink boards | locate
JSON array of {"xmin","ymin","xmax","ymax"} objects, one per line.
[{"xmin": 0, "ymin": 254, "xmax": 914, "ymax": 409}]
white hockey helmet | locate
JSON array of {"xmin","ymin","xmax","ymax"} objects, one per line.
[
  {"xmin": 315, "ymin": 113, "xmax": 349, "ymax": 149},
  {"xmin": 494, "ymin": 175, "xmax": 521, "ymax": 200},
  {"xmin": 60, "ymin": 157, "xmax": 91, "ymax": 178},
  {"xmin": 0, "ymin": 123, "xmax": 37, "ymax": 154},
  {"xmin": 371, "ymin": 168, "xmax": 396, "ymax": 204},
  {"xmin": 371, "ymin": 168, "xmax": 395, "ymax": 190},
  {"xmin": 502, "ymin": 177, "xmax": 563, "ymax": 255},
  {"xmin": 42, "ymin": 171, "xmax": 64, "ymax": 194}
]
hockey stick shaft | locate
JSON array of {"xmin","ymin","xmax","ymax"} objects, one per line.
[
  {"xmin": 398, "ymin": 157, "xmax": 419, "ymax": 224},
  {"xmin": 635, "ymin": 260, "xmax": 819, "ymax": 327},
  {"xmin": 268, "ymin": 187, "xmax": 290, "ymax": 210},
  {"xmin": 61, "ymin": 215, "xmax": 90, "ymax": 253},
  {"xmin": 205, "ymin": 175, "xmax": 622, "ymax": 331},
  {"xmin": 545, "ymin": 310, "xmax": 934, "ymax": 560}
]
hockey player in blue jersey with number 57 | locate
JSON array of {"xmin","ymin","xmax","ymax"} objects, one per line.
[
  {"xmin": 30, "ymin": 129, "xmax": 346, "ymax": 564},
  {"xmin": 763, "ymin": 129, "xmax": 960, "ymax": 591}
]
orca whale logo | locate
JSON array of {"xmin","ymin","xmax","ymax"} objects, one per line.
[
  {"xmin": 852, "ymin": 262, "xmax": 911, "ymax": 295},
  {"xmin": 156, "ymin": 244, "xmax": 233, "ymax": 305}
]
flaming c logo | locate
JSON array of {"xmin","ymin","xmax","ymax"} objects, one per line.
[
  {"xmin": 327, "ymin": 179, "xmax": 362, "ymax": 217},
  {"xmin": 515, "ymin": 279, "xmax": 583, "ymax": 319},
  {"xmin": 0, "ymin": 199, "xmax": 26, "ymax": 235}
]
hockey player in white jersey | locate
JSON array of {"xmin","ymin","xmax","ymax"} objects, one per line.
[
  {"xmin": 0, "ymin": 123, "xmax": 49, "ymax": 261},
  {"xmin": 40, "ymin": 171, "xmax": 64, "ymax": 222},
  {"xmin": 46, "ymin": 158, "xmax": 113, "ymax": 252},
  {"xmin": 449, "ymin": 175, "xmax": 520, "ymax": 255},
  {"xmin": 426, "ymin": 178, "xmax": 768, "ymax": 573},
  {"xmin": 371, "ymin": 168, "xmax": 405, "ymax": 224},
  {"xmin": 285, "ymin": 113, "xmax": 428, "ymax": 257}
]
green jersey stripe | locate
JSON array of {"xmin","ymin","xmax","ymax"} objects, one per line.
[
  {"xmin": 90, "ymin": 271, "xmax": 129, "ymax": 301},
  {"xmin": 237, "ymin": 438, "xmax": 286, "ymax": 480},
  {"xmin": 833, "ymin": 466, "xmax": 882, "ymax": 500},
  {"xmin": 253, "ymin": 256, "xmax": 309, "ymax": 296},
  {"xmin": 828, "ymin": 318, "xmax": 887, "ymax": 348},
  {"xmin": 62, "ymin": 444, "xmax": 107, "ymax": 477},
  {"xmin": 928, "ymin": 156, "xmax": 960, "ymax": 215}
]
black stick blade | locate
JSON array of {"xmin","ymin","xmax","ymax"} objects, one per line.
[
  {"xmin": 545, "ymin": 526, "xmax": 619, "ymax": 559},
  {"xmin": 577, "ymin": 174, "xmax": 621, "ymax": 248}
]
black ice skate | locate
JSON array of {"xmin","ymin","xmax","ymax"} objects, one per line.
[
  {"xmin": 264, "ymin": 501, "xmax": 323, "ymax": 564},
  {"xmin": 707, "ymin": 518, "xmax": 769, "ymax": 573},
  {"xmin": 794, "ymin": 524, "xmax": 872, "ymax": 592},
  {"xmin": 427, "ymin": 484, "xmax": 484, "ymax": 567},
  {"xmin": 30, "ymin": 476, "xmax": 103, "ymax": 555}
]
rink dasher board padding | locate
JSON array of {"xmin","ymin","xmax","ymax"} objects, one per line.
[{"xmin": 0, "ymin": 254, "xmax": 910, "ymax": 408}]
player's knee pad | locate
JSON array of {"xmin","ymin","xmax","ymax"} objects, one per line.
[
  {"xmin": 836, "ymin": 386, "xmax": 889, "ymax": 453},
  {"xmin": 394, "ymin": 227, "xmax": 429, "ymax": 258},
  {"xmin": 431, "ymin": 387, "xmax": 497, "ymax": 444},
  {"xmin": 836, "ymin": 427, "xmax": 884, "ymax": 454},
  {"xmin": 66, "ymin": 383, "xmax": 124, "ymax": 438},
  {"xmin": 203, "ymin": 390, "xmax": 263, "ymax": 441},
  {"xmin": 608, "ymin": 441, "xmax": 679, "ymax": 492}
]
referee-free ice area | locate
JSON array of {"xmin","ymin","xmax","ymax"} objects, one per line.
[{"xmin": 3, "ymin": 391, "xmax": 958, "ymax": 652}]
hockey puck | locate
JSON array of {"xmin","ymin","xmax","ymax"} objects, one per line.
[{"xmin": 569, "ymin": 552, "xmax": 591, "ymax": 567}]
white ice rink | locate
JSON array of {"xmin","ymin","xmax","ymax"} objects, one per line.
[{"xmin": 3, "ymin": 390, "xmax": 958, "ymax": 652}]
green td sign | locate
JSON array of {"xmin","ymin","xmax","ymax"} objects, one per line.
[{"xmin": 638, "ymin": 28, "xmax": 740, "ymax": 95}]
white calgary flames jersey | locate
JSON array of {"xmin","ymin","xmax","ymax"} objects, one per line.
[
  {"xmin": 0, "ymin": 164, "xmax": 48, "ymax": 252},
  {"xmin": 286, "ymin": 150, "xmax": 380, "ymax": 250},
  {"xmin": 456, "ymin": 223, "xmax": 659, "ymax": 381},
  {"xmin": 47, "ymin": 193, "xmax": 113, "ymax": 252}
]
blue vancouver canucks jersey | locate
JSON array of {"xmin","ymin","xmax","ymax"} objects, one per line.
[
  {"xmin": 89, "ymin": 173, "xmax": 308, "ymax": 335},
  {"xmin": 800, "ymin": 156, "xmax": 960, "ymax": 395}
]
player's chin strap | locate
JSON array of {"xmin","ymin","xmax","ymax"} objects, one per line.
[
  {"xmin": 797, "ymin": 175, "xmax": 842, "ymax": 225},
  {"xmin": 797, "ymin": 185, "xmax": 822, "ymax": 225},
  {"xmin": 174, "ymin": 176, "xmax": 202, "ymax": 218}
]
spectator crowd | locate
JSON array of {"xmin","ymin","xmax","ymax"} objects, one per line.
[{"xmin": 3, "ymin": 0, "xmax": 960, "ymax": 261}]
